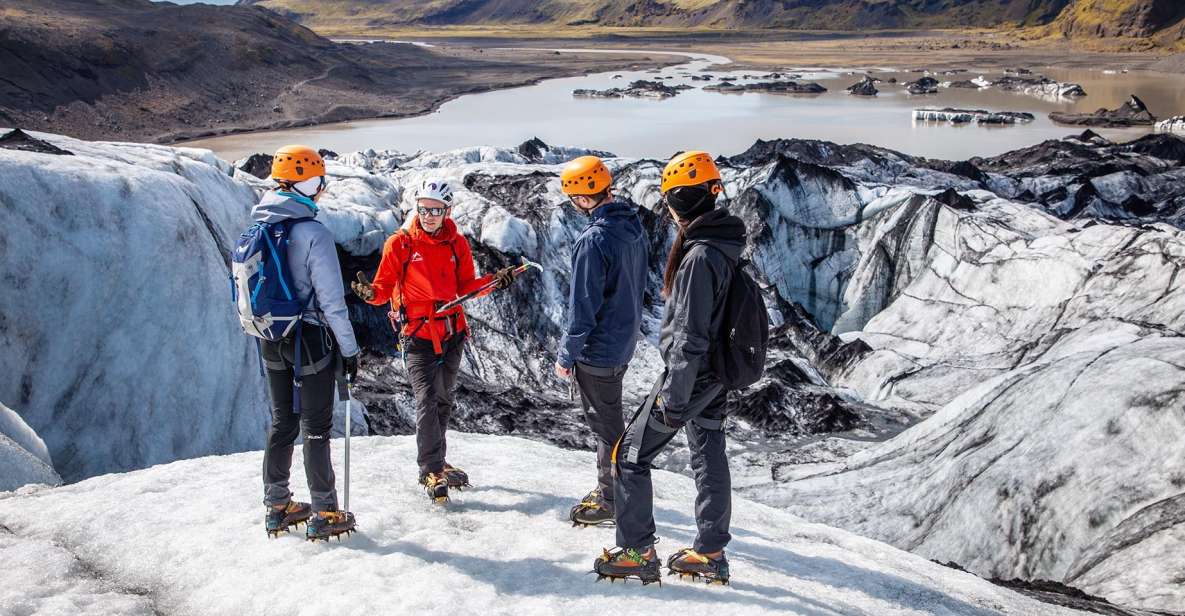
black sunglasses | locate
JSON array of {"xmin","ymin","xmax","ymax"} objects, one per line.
[{"xmin": 417, "ymin": 206, "xmax": 448, "ymax": 217}]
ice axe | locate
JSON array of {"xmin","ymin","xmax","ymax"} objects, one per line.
[{"xmin": 435, "ymin": 258, "xmax": 542, "ymax": 313}]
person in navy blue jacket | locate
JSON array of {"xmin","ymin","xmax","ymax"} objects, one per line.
[{"xmin": 556, "ymin": 155, "xmax": 649, "ymax": 527}]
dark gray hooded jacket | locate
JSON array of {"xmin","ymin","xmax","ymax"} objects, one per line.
[{"xmin": 658, "ymin": 207, "xmax": 746, "ymax": 416}]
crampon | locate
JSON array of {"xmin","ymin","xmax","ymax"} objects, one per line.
[
  {"xmin": 305, "ymin": 511, "xmax": 356, "ymax": 542},
  {"xmin": 666, "ymin": 548, "xmax": 729, "ymax": 585},
  {"xmin": 592, "ymin": 546, "xmax": 661, "ymax": 585},
  {"xmin": 569, "ymin": 488, "xmax": 615, "ymax": 528},
  {"xmin": 443, "ymin": 463, "xmax": 471, "ymax": 490},
  {"xmin": 265, "ymin": 501, "xmax": 311, "ymax": 538},
  {"xmin": 421, "ymin": 471, "xmax": 450, "ymax": 504}
]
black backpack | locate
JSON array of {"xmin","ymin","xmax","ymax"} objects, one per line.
[{"xmin": 710, "ymin": 257, "xmax": 769, "ymax": 390}]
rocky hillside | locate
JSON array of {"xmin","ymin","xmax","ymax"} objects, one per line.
[
  {"xmin": 0, "ymin": 0, "xmax": 662, "ymax": 143},
  {"xmin": 246, "ymin": 0, "xmax": 1185, "ymax": 45},
  {"xmin": 245, "ymin": 0, "xmax": 1073, "ymax": 30},
  {"xmin": 1053, "ymin": 0, "xmax": 1185, "ymax": 43},
  {"xmin": 242, "ymin": 0, "xmax": 1075, "ymax": 30}
]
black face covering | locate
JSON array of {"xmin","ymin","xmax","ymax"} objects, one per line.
[{"xmin": 665, "ymin": 185, "xmax": 717, "ymax": 221}]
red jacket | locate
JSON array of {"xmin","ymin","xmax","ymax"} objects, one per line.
[{"xmin": 368, "ymin": 217, "xmax": 494, "ymax": 353}]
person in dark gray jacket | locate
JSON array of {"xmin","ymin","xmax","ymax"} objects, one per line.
[
  {"xmin": 256, "ymin": 145, "xmax": 360, "ymax": 542},
  {"xmin": 594, "ymin": 151, "xmax": 741, "ymax": 585},
  {"xmin": 556, "ymin": 155, "xmax": 649, "ymax": 527}
]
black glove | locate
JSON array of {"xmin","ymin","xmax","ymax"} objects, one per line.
[
  {"xmin": 342, "ymin": 353, "xmax": 359, "ymax": 383},
  {"xmin": 351, "ymin": 271, "xmax": 375, "ymax": 302},
  {"xmin": 494, "ymin": 266, "xmax": 517, "ymax": 290}
]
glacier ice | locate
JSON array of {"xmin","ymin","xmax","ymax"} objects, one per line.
[
  {"xmin": 0, "ymin": 402, "xmax": 60, "ymax": 491},
  {"xmin": 0, "ymin": 130, "xmax": 269, "ymax": 481},
  {"xmin": 5, "ymin": 126, "xmax": 1185, "ymax": 611},
  {"xmin": 0, "ymin": 433, "xmax": 1091, "ymax": 616}
]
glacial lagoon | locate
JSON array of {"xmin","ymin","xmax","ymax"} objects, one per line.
[{"xmin": 185, "ymin": 48, "xmax": 1185, "ymax": 162}]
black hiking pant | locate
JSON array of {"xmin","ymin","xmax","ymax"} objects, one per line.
[
  {"xmin": 404, "ymin": 333, "xmax": 465, "ymax": 477},
  {"xmin": 261, "ymin": 324, "xmax": 340, "ymax": 512},
  {"xmin": 614, "ymin": 377, "xmax": 732, "ymax": 554},
  {"xmin": 574, "ymin": 362, "xmax": 628, "ymax": 507}
]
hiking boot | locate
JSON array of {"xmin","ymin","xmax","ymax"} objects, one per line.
[
  {"xmin": 593, "ymin": 546, "xmax": 661, "ymax": 585},
  {"xmin": 305, "ymin": 510, "xmax": 356, "ymax": 542},
  {"xmin": 569, "ymin": 488, "xmax": 615, "ymax": 527},
  {"xmin": 421, "ymin": 471, "xmax": 450, "ymax": 503},
  {"xmin": 667, "ymin": 548, "xmax": 729, "ymax": 585},
  {"xmin": 443, "ymin": 462, "xmax": 470, "ymax": 489},
  {"xmin": 265, "ymin": 501, "xmax": 311, "ymax": 537}
]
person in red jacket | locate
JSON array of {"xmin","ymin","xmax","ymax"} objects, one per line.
[{"xmin": 352, "ymin": 178, "xmax": 515, "ymax": 502}]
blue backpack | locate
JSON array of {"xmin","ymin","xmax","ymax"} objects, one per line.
[
  {"xmin": 230, "ymin": 218, "xmax": 311, "ymax": 340},
  {"xmin": 230, "ymin": 217, "xmax": 313, "ymax": 412}
]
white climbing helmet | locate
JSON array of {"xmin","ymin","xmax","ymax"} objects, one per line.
[{"xmin": 415, "ymin": 178, "xmax": 454, "ymax": 205}]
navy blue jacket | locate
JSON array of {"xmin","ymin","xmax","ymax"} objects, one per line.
[{"xmin": 558, "ymin": 200, "xmax": 649, "ymax": 369}]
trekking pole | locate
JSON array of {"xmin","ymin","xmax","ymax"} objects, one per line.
[{"xmin": 344, "ymin": 375, "xmax": 352, "ymax": 512}]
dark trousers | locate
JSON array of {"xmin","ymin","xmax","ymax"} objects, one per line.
[
  {"xmin": 574, "ymin": 362, "xmax": 627, "ymax": 506},
  {"xmin": 261, "ymin": 324, "xmax": 339, "ymax": 512},
  {"xmin": 405, "ymin": 333, "xmax": 465, "ymax": 476},
  {"xmin": 614, "ymin": 377, "xmax": 732, "ymax": 554}
]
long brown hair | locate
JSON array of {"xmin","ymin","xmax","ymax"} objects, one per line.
[{"xmin": 662, "ymin": 219, "xmax": 690, "ymax": 299}]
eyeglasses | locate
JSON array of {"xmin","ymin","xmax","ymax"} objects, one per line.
[{"xmin": 417, "ymin": 206, "xmax": 447, "ymax": 217}]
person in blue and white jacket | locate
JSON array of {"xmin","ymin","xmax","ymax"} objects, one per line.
[{"xmin": 254, "ymin": 145, "xmax": 360, "ymax": 542}]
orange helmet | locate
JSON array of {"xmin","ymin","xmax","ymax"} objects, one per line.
[
  {"xmin": 271, "ymin": 145, "xmax": 325, "ymax": 182},
  {"xmin": 560, "ymin": 156, "xmax": 613, "ymax": 196},
  {"xmin": 661, "ymin": 151, "xmax": 722, "ymax": 195}
]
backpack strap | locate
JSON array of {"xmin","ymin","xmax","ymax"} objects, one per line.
[
  {"xmin": 397, "ymin": 229, "xmax": 413, "ymax": 299},
  {"xmin": 387, "ymin": 230, "xmax": 413, "ymax": 346},
  {"xmin": 291, "ymin": 320, "xmax": 304, "ymax": 415},
  {"xmin": 446, "ymin": 234, "xmax": 467, "ymax": 342},
  {"xmin": 697, "ymin": 241, "xmax": 743, "ymax": 270},
  {"xmin": 278, "ymin": 216, "xmax": 317, "ymax": 415},
  {"xmin": 448, "ymin": 234, "xmax": 462, "ymax": 280}
]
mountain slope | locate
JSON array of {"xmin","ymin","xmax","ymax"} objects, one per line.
[
  {"xmin": 1053, "ymin": 0, "xmax": 1185, "ymax": 40},
  {"xmin": 246, "ymin": 0, "xmax": 1185, "ymax": 44},
  {"xmin": 0, "ymin": 432, "xmax": 1091, "ymax": 616},
  {"xmin": 244, "ymin": 0, "xmax": 1074, "ymax": 30},
  {"xmin": 0, "ymin": 0, "xmax": 663, "ymax": 143},
  {"xmin": 1052, "ymin": 0, "xmax": 1185, "ymax": 47}
]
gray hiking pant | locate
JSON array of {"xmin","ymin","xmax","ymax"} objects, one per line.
[
  {"xmin": 404, "ymin": 333, "xmax": 465, "ymax": 477},
  {"xmin": 574, "ymin": 362, "xmax": 628, "ymax": 507},
  {"xmin": 262, "ymin": 324, "xmax": 339, "ymax": 512},
  {"xmin": 614, "ymin": 377, "xmax": 731, "ymax": 554}
]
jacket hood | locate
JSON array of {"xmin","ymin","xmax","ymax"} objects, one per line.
[
  {"xmin": 251, "ymin": 190, "xmax": 319, "ymax": 224},
  {"xmin": 684, "ymin": 207, "xmax": 746, "ymax": 261},
  {"xmin": 588, "ymin": 200, "xmax": 644, "ymax": 244}
]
